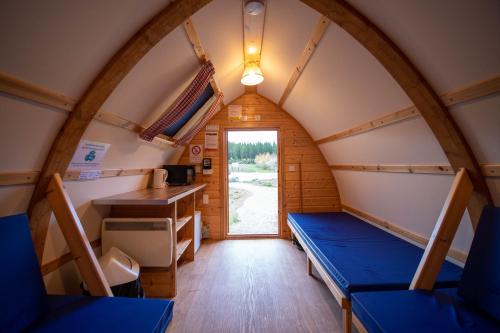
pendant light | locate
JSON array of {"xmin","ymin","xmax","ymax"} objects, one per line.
[{"xmin": 241, "ymin": 61, "xmax": 264, "ymax": 86}]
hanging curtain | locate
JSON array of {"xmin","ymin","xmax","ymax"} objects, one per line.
[
  {"xmin": 140, "ymin": 61, "xmax": 215, "ymax": 141},
  {"xmin": 174, "ymin": 93, "xmax": 224, "ymax": 147}
]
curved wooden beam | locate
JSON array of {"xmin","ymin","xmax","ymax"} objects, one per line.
[
  {"xmin": 28, "ymin": 0, "xmax": 212, "ymax": 261},
  {"xmin": 300, "ymin": 0, "xmax": 492, "ymax": 225}
]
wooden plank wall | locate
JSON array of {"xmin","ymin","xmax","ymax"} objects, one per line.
[{"xmin": 178, "ymin": 93, "xmax": 341, "ymax": 239}]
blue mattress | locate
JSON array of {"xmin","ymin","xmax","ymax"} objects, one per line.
[
  {"xmin": 351, "ymin": 289, "xmax": 500, "ymax": 333},
  {"xmin": 288, "ymin": 212, "xmax": 463, "ymax": 297},
  {"xmin": 29, "ymin": 295, "xmax": 174, "ymax": 333}
]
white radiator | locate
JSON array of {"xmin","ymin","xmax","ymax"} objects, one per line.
[{"xmin": 102, "ymin": 217, "xmax": 173, "ymax": 267}]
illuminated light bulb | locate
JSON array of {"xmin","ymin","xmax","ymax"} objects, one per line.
[
  {"xmin": 248, "ymin": 45, "xmax": 257, "ymax": 54},
  {"xmin": 241, "ymin": 62, "xmax": 264, "ymax": 86}
]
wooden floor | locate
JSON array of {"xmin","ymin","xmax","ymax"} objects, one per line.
[{"xmin": 166, "ymin": 239, "xmax": 344, "ymax": 333}]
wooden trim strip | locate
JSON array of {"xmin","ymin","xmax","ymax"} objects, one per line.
[
  {"xmin": 315, "ymin": 75, "xmax": 500, "ymax": 145},
  {"xmin": 441, "ymin": 74, "xmax": 500, "ymax": 106},
  {"xmin": 0, "ymin": 71, "xmax": 175, "ymax": 148},
  {"xmin": 41, "ymin": 238, "xmax": 101, "ymax": 275},
  {"xmin": 0, "ymin": 71, "xmax": 77, "ymax": 111},
  {"xmin": 481, "ymin": 164, "xmax": 500, "ymax": 177},
  {"xmin": 278, "ymin": 15, "xmax": 330, "ymax": 107},
  {"xmin": 342, "ymin": 204, "xmax": 468, "ymax": 263},
  {"xmin": 330, "ymin": 164, "xmax": 455, "ymax": 175},
  {"xmin": 183, "ymin": 18, "xmax": 225, "ymax": 108},
  {"xmin": 3, "ymin": 164, "xmax": 497, "ymax": 187},
  {"xmin": 0, "ymin": 171, "xmax": 40, "ymax": 186},
  {"xmin": 95, "ymin": 111, "xmax": 175, "ymax": 147},
  {"xmin": 330, "ymin": 163, "xmax": 499, "ymax": 177},
  {"xmin": 0, "ymin": 168, "xmax": 153, "ymax": 186},
  {"xmin": 316, "ymin": 106, "xmax": 419, "ymax": 144}
]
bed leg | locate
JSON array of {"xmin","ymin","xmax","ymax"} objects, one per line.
[
  {"xmin": 307, "ymin": 257, "xmax": 312, "ymax": 276},
  {"xmin": 342, "ymin": 304, "xmax": 352, "ymax": 333}
]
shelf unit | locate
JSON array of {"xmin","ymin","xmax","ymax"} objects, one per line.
[
  {"xmin": 94, "ymin": 183, "xmax": 205, "ymax": 298},
  {"xmin": 176, "ymin": 215, "xmax": 192, "ymax": 232},
  {"xmin": 176, "ymin": 238, "xmax": 193, "ymax": 261}
]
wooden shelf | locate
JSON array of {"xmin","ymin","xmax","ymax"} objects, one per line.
[
  {"xmin": 176, "ymin": 215, "xmax": 192, "ymax": 232},
  {"xmin": 176, "ymin": 238, "xmax": 192, "ymax": 261}
]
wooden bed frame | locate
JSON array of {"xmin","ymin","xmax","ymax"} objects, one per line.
[{"xmin": 289, "ymin": 168, "xmax": 473, "ymax": 333}]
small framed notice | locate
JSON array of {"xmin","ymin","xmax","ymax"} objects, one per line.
[{"xmin": 228, "ymin": 105, "xmax": 242, "ymax": 120}]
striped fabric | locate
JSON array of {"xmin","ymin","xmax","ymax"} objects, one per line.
[
  {"xmin": 140, "ymin": 61, "xmax": 215, "ymax": 141},
  {"xmin": 174, "ymin": 93, "xmax": 224, "ymax": 147}
]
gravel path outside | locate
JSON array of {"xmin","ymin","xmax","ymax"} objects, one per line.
[{"xmin": 228, "ymin": 182, "xmax": 278, "ymax": 235}]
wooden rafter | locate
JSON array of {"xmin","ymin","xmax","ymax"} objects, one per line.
[
  {"xmin": 28, "ymin": 0, "xmax": 213, "ymax": 261},
  {"xmin": 315, "ymin": 74, "xmax": 500, "ymax": 145},
  {"xmin": 0, "ymin": 71, "xmax": 176, "ymax": 148},
  {"xmin": 410, "ymin": 168, "xmax": 473, "ymax": 290},
  {"xmin": 299, "ymin": 0, "xmax": 491, "ymax": 226},
  {"xmin": 278, "ymin": 15, "xmax": 330, "ymax": 107},
  {"xmin": 183, "ymin": 18, "xmax": 225, "ymax": 108},
  {"xmin": 0, "ymin": 71, "xmax": 76, "ymax": 111}
]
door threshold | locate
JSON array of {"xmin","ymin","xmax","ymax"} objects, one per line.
[{"xmin": 226, "ymin": 234, "xmax": 280, "ymax": 240}]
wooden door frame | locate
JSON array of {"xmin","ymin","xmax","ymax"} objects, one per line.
[{"xmin": 221, "ymin": 127, "xmax": 283, "ymax": 239}]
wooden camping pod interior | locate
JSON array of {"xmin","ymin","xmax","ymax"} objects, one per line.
[{"xmin": 0, "ymin": 0, "xmax": 500, "ymax": 331}]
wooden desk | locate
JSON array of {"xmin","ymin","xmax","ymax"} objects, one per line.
[{"xmin": 93, "ymin": 184, "xmax": 206, "ymax": 298}]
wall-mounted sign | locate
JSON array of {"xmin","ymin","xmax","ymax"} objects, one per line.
[
  {"xmin": 228, "ymin": 105, "xmax": 242, "ymax": 120},
  {"xmin": 189, "ymin": 144, "xmax": 203, "ymax": 164},
  {"xmin": 69, "ymin": 140, "xmax": 110, "ymax": 170},
  {"xmin": 205, "ymin": 124, "xmax": 219, "ymax": 150}
]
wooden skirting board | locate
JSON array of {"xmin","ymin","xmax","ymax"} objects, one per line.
[
  {"xmin": 41, "ymin": 238, "xmax": 101, "ymax": 275},
  {"xmin": 0, "ymin": 168, "xmax": 153, "ymax": 186},
  {"xmin": 315, "ymin": 74, "xmax": 500, "ymax": 145},
  {"xmin": 330, "ymin": 164, "xmax": 500, "ymax": 177},
  {"xmin": 0, "ymin": 71, "xmax": 175, "ymax": 148},
  {"xmin": 342, "ymin": 204, "xmax": 468, "ymax": 263}
]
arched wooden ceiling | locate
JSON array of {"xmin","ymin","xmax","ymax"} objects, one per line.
[{"xmin": 25, "ymin": 0, "xmax": 494, "ymax": 259}]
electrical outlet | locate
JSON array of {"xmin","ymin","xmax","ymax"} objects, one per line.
[
  {"xmin": 203, "ymin": 194, "xmax": 209, "ymax": 205},
  {"xmin": 289, "ymin": 164, "xmax": 296, "ymax": 172}
]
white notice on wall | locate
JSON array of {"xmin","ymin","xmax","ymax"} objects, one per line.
[
  {"xmin": 205, "ymin": 131, "xmax": 218, "ymax": 150},
  {"xmin": 189, "ymin": 144, "xmax": 203, "ymax": 164},
  {"xmin": 228, "ymin": 105, "xmax": 242, "ymax": 120},
  {"xmin": 69, "ymin": 140, "xmax": 110, "ymax": 170},
  {"xmin": 78, "ymin": 170, "xmax": 102, "ymax": 181}
]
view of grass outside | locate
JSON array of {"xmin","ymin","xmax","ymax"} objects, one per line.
[{"xmin": 228, "ymin": 130, "xmax": 278, "ymax": 235}]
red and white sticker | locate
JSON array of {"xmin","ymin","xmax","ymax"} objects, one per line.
[{"xmin": 189, "ymin": 144, "xmax": 203, "ymax": 163}]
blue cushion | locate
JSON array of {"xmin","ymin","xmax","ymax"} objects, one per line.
[
  {"xmin": 458, "ymin": 206, "xmax": 500, "ymax": 321},
  {"xmin": 351, "ymin": 289, "xmax": 500, "ymax": 333},
  {"xmin": 0, "ymin": 214, "xmax": 49, "ymax": 332},
  {"xmin": 29, "ymin": 295, "xmax": 174, "ymax": 333},
  {"xmin": 288, "ymin": 212, "xmax": 463, "ymax": 297}
]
